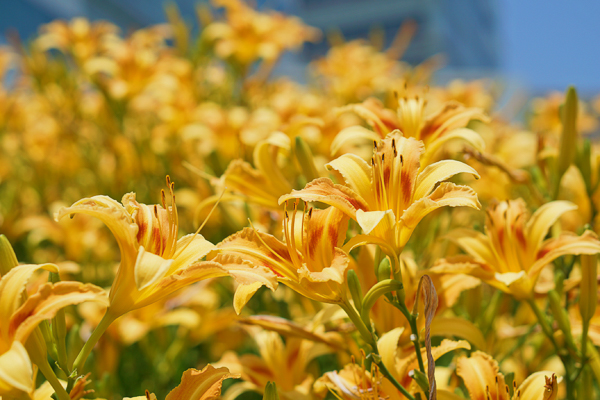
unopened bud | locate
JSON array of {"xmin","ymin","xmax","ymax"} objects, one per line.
[
  {"xmin": 294, "ymin": 136, "xmax": 319, "ymax": 182},
  {"xmin": 347, "ymin": 270, "xmax": 363, "ymax": 310},
  {"xmin": 0, "ymin": 234, "xmax": 18, "ymax": 276}
]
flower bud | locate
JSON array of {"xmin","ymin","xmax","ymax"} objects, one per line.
[
  {"xmin": 548, "ymin": 290, "xmax": 577, "ymax": 353},
  {"xmin": 346, "ymin": 270, "xmax": 363, "ymax": 310},
  {"xmin": 555, "ymin": 86, "xmax": 578, "ymax": 196},
  {"xmin": 263, "ymin": 381, "xmax": 280, "ymax": 400},
  {"xmin": 377, "ymin": 257, "xmax": 391, "ymax": 282},
  {"xmin": 409, "ymin": 369, "xmax": 430, "ymax": 394},
  {"xmin": 361, "ymin": 279, "xmax": 403, "ymax": 326},
  {"xmin": 0, "ymin": 234, "xmax": 18, "ymax": 276},
  {"xmin": 294, "ymin": 136, "xmax": 319, "ymax": 183}
]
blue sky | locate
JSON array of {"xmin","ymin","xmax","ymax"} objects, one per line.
[{"xmin": 498, "ymin": 0, "xmax": 600, "ymax": 94}]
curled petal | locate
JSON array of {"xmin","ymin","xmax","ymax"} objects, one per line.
[
  {"xmin": 330, "ymin": 125, "xmax": 382, "ymax": 157},
  {"xmin": 279, "ymin": 178, "xmax": 368, "ymax": 219},
  {"xmin": 0, "ymin": 263, "xmax": 58, "ymax": 346},
  {"xmin": 530, "ymin": 231, "xmax": 600, "ymax": 279},
  {"xmin": 213, "ymin": 253, "xmax": 278, "ymax": 314},
  {"xmin": 430, "ymin": 317, "xmax": 486, "ymax": 350},
  {"xmin": 414, "ymin": 160, "xmax": 479, "ymax": 201},
  {"xmin": 165, "ymin": 364, "xmax": 240, "ymax": 400},
  {"xmin": 525, "ymin": 201, "xmax": 578, "ymax": 253},
  {"xmin": 327, "ymin": 153, "xmax": 375, "ymax": 206},
  {"xmin": 399, "ymin": 183, "xmax": 480, "ymax": 247},
  {"xmin": 55, "ymin": 195, "xmax": 138, "ymax": 262},
  {"xmin": 134, "ymin": 261, "xmax": 228, "ymax": 311},
  {"xmin": 10, "ymin": 282, "xmax": 108, "ymax": 344}
]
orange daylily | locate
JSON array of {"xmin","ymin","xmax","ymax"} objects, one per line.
[
  {"xmin": 432, "ymin": 199, "xmax": 600, "ymax": 300},
  {"xmin": 217, "ymin": 327, "xmax": 335, "ymax": 400},
  {"xmin": 124, "ymin": 364, "xmax": 239, "ymax": 400},
  {"xmin": 0, "ymin": 262, "xmax": 107, "ymax": 398},
  {"xmin": 280, "ymin": 133, "xmax": 480, "ymax": 255},
  {"xmin": 211, "ymin": 203, "xmax": 350, "ymax": 306},
  {"xmin": 449, "ymin": 351, "xmax": 559, "ymax": 400},
  {"xmin": 331, "ymin": 89, "xmax": 488, "ymax": 165},
  {"xmin": 56, "ymin": 178, "xmax": 277, "ymax": 320}
]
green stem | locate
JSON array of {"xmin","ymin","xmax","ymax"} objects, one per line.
[
  {"xmin": 526, "ymin": 299, "xmax": 559, "ymax": 350},
  {"xmin": 581, "ymin": 319, "xmax": 590, "ymax": 364},
  {"xmin": 527, "ymin": 298, "xmax": 575, "ymax": 398},
  {"xmin": 36, "ymin": 357, "xmax": 70, "ymax": 400},
  {"xmin": 339, "ymin": 302, "xmax": 374, "ymax": 345},
  {"xmin": 339, "ymin": 301, "xmax": 415, "ymax": 400},
  {"xmin": 391, "ymin": 300, "xmax": 426, "ymax": 376},
  {"xmin": 72, "ymin": 310, "xmax": 117, "ymax": 376}
]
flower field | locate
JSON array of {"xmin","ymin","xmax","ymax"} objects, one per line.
[{"xmin": 0, "ymin": 1, "xmax": 599, "ymax": 399}]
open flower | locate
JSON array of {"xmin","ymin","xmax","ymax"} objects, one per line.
[
  {"xmin": 217, "ymin": 327, "xmax": 335, "ymax": 400},
  {"xmin": 280, "ymin": 133, "xmax": 480, "ymax": 255},
  {"xmin": 125, "ymin": 364, "xmax": 239, "ymax": 400},
  {"xmin": 331, "ymin": 89, "xmax": 487, "ymax": 165},
  {"xmin": 432, "ymin": 199, "xmax": 600, "ymax": 300},
  {"xmin": 0, "ymin": 262, "xmax": 107, "ymax": 398},
  {"xmin": 453, "ymin": 351, "xmax": 559, "ymax": 400},
  {"xmin": 211, "ymin": 202, "xmax": 350, "ymax": 305},
  {"xmin": 56, "ymin": 177, "xmax": 276, "ymax": 318}
]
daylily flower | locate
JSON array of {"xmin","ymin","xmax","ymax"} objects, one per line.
[
  {"xmin": 56, "ymin": 177, "xmax": 277, "ymax": 319},
  {"xmin": 432, "ymin": 199, "xmax": 600, "ymax": 300},
  {"xmin": 0, "ymin": 262, "xmax": 107, "ymax": 398},
  {"xmin": 314, "ymin": 356, "xmax": 400, "ymax": 400},
  {"xmin": 331, "ymin": 89, "xmax": 488, "ymax": 165},
  {"xmin": 451, "ymin": 351, "xmax": 559, "ymax": 400},
  {"xmin": 124, "ymin": 364, "xmax": 238, "ymax": 400},
  {"xmin": 211, "ymin": 202, "xmax": 350, "ymax": 306},
  {"xmin": 217, "ymin": 327, "xmax": 335, "ymax": 400},
  {"xmin": 280, "ymin": 133, "xmax": 480, "ymax": 255}
]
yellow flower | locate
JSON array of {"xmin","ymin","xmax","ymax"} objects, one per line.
[
  {"xmin": 211, "ymin": 203, "xmax": 350, "ymax": 305},
  {"xmin": 432, "ymin": 199, "xmax": 600, "ymax": 300},
  {"xmin": 217, "ymin": 327, "xmax": 334, "ymax": 400},
  {"xmin": 280, "ymin": 133, "xmax": 480, "ymax": 255},
  {"xmin": 331, "ymin": 89, "xmax": 488, "ymax": 165},
  {"xmin": 56, "ymin": 177, "xmax": 276, "ymax": 318},
  {"xmin": 452, "ymin": 351, "xmax": 559, "ymax": 400},
  {"xmin": 125, "ymin": 364, "xmax": 239, "ymax": 400},
  {"xmin": 0, "ymin": 262, "xmax": 107, "ymax": 397}
]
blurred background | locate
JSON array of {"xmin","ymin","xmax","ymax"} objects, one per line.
[{"xmin": 2, "ymin": 0, "xmax": 600, "ymax": 96}]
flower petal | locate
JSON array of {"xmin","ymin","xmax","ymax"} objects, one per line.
[
  {"xmin": 529, "ymin": 231, "xmax": 600, "ymax": 279},
  {"xmin": 0, "ymin": 341, "xmax": 33, "ymax": 395},
  {"xmin": 517, "ymin": 372, "xmax": 560, "ymax": 400},
  {"xmin": 525, "ymin": 200, "xmax": 578, "ymax": 254},
  {"xmin": 55, "ymin": 195, "xmax": 138, "ymax": 263},
  {"xmin": 456, "ymin": 351, "xmax": 505, "ymax": 400},
  {"xmin": 10, "ymin": 282, "xmax": 108, "ymax": 344},
  {"xmin": 212, "ymin": 253, "xmax": 278, "ymax": 314},
  {"xmin": 171, "ymin": 234, "xmax": 216, "ymax": 274},
  {"xmin": 356, "ymin": 209, "xmax": 396, "ymax": 244},
  {"xmin": 165, "ymin": 364, "xmax": 239, "ymax": 400},
  {"xmin": 330, "ymin": 125, "xmax": 382, "ymax": 157},
  {"xmin": 326, "ymin": 153, "xmax": 374, "ymax": 206},
  {"xmin": 414, "ymin": 160, "xmax": 479, "ymax": 201},
  {"xmin": 134, "ymin": 246, "xmax": 173, "ymax": 291},
  {"xmin": 399, "ymin": 183, "xmax": 480, "ymax": 247},
  {"xmin": 421, "ymin": 128, "xmax": 485, "ymax": 166},
  {"xmin": 279, "ymin": 178, "xmax": 367, "ymax": 219},
  {"xmin": 135, "ymin": 261, "xmax": 229, "ymax": 311},
  {"xmin": 0, "ymin": 263, "xmax": 58, "ymax": 347},
  {"xmin": 377, "ymin": 327, "xmax": 405, "ymax": 382},
  {"xmin": 430, "ymin": 317, "xmax": 486, "ymax": 350}
]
